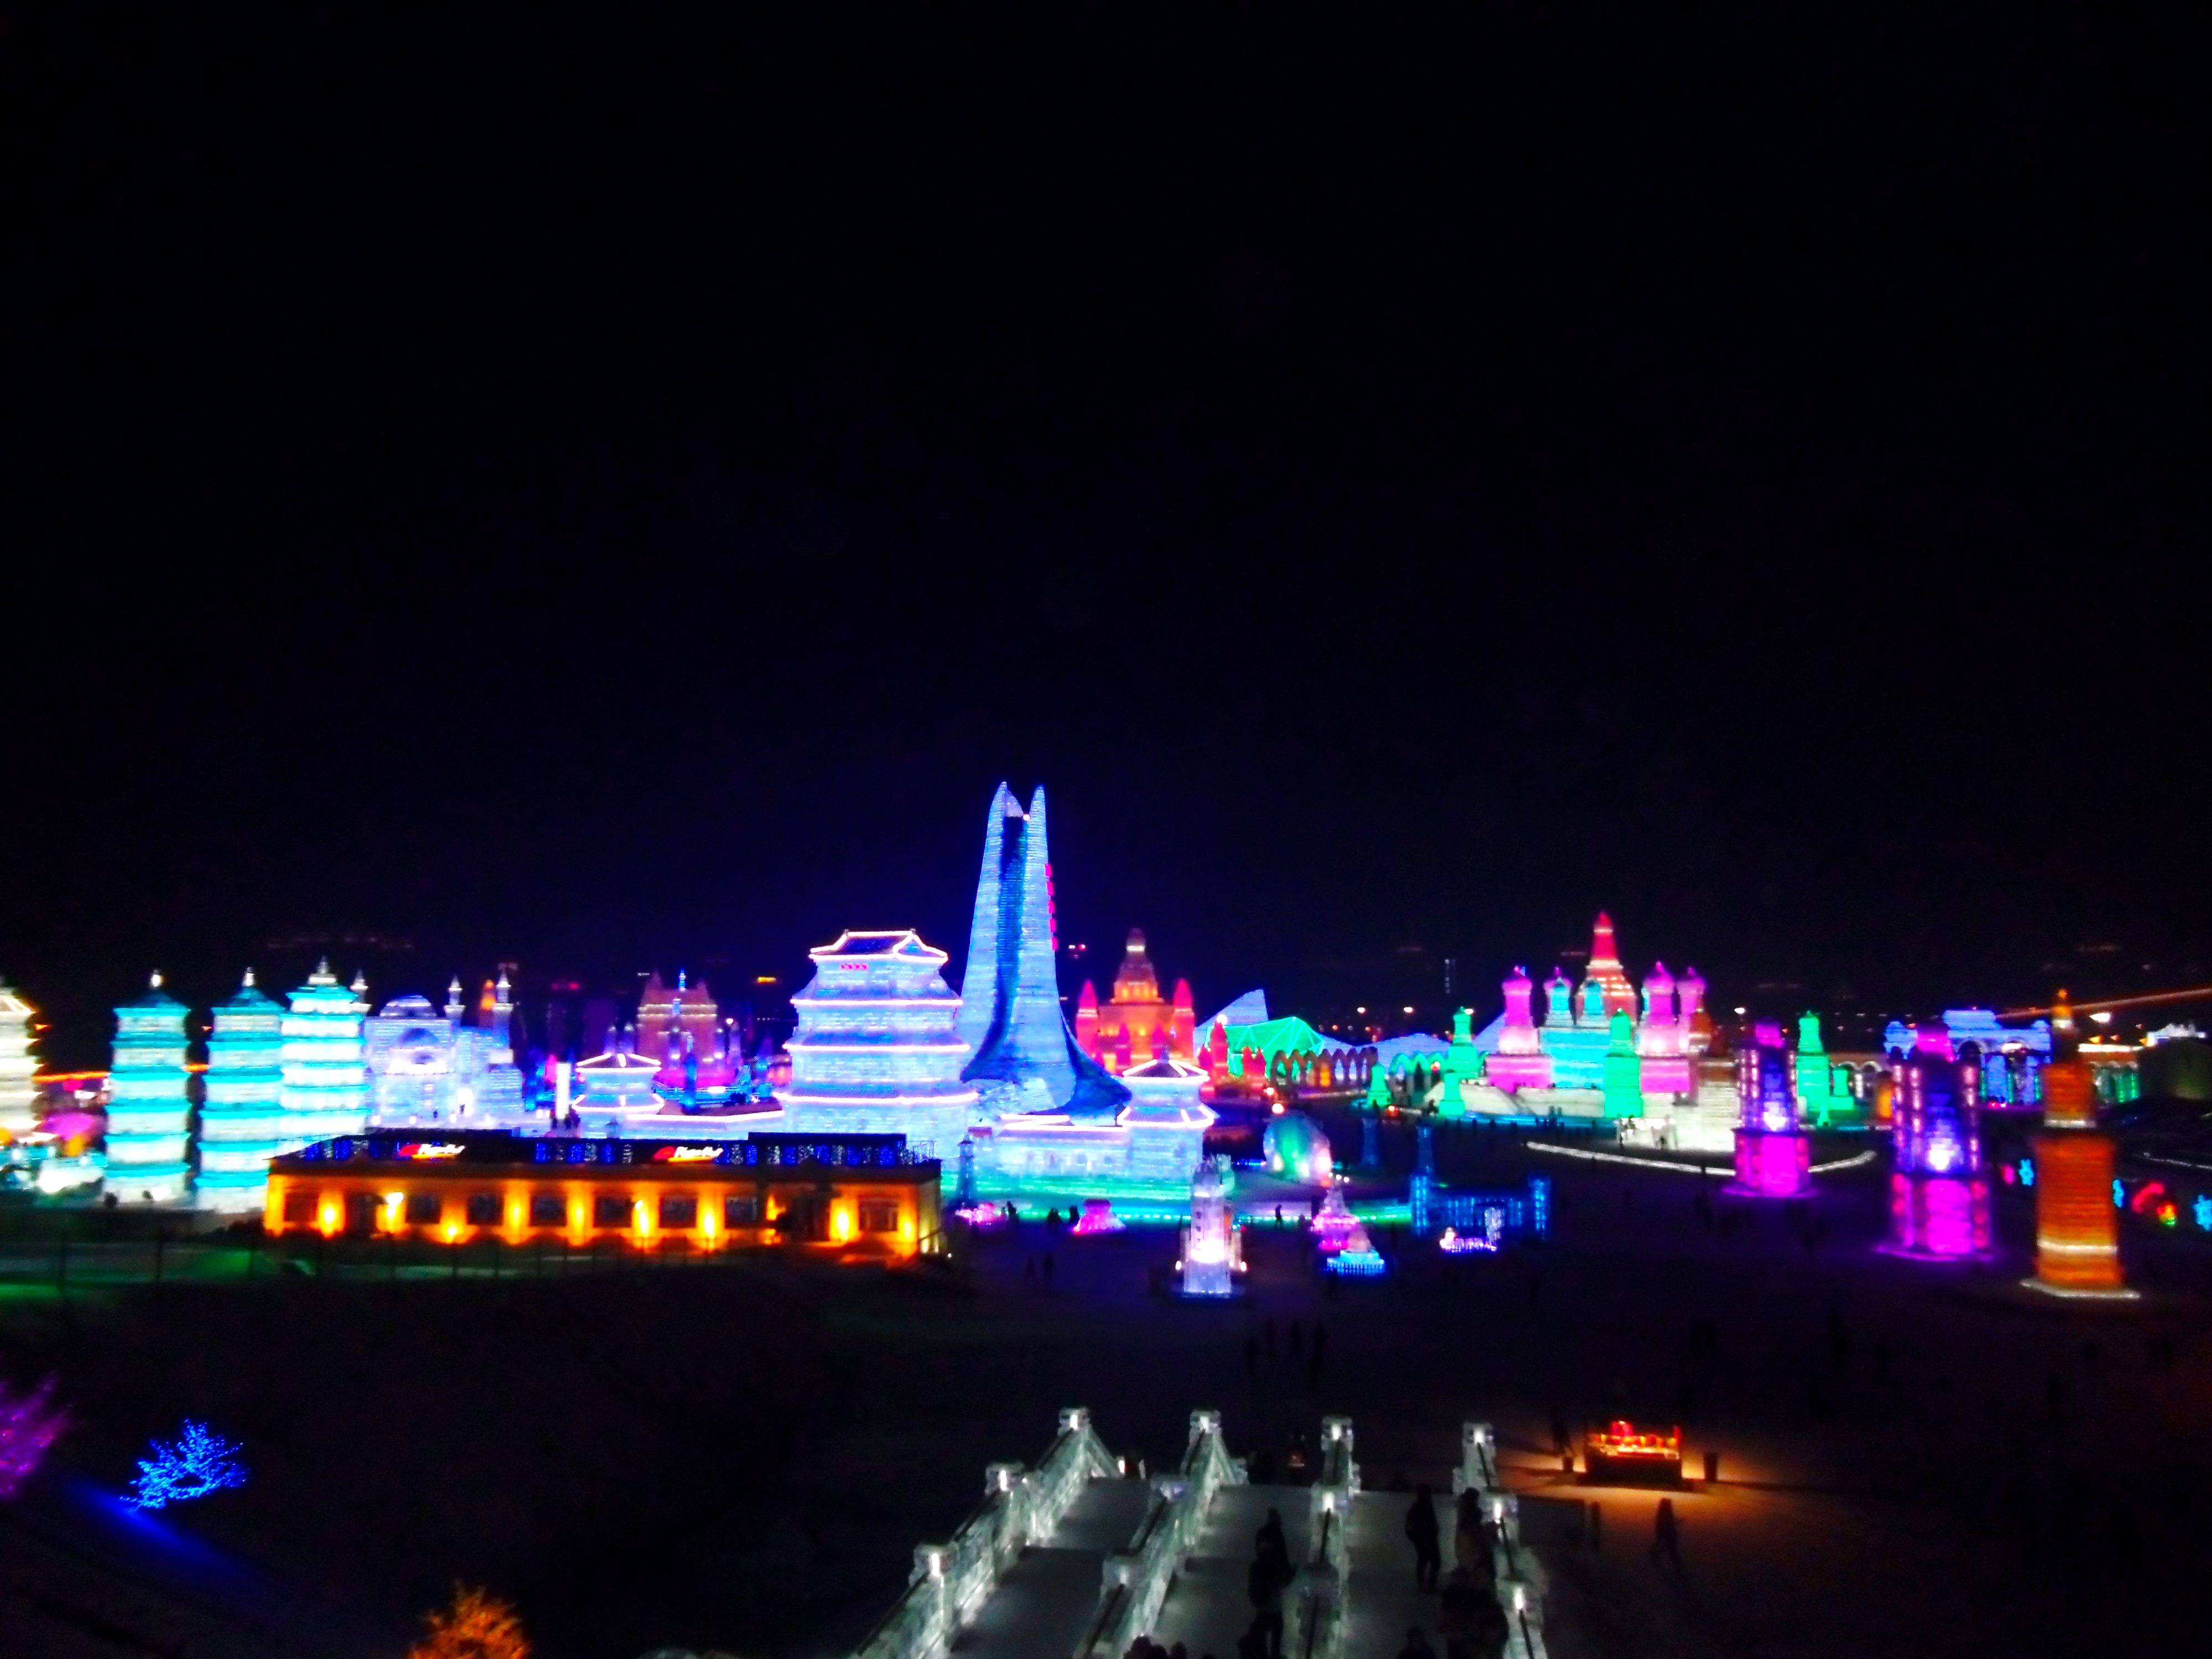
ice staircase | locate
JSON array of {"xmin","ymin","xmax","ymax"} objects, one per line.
[{"xmin": 849, "ymin": 1412, "xmax": 1547, "ymax": 1659}]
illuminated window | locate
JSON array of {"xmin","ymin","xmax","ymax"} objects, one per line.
[
  {"xmin": 859, "ymin": 1199, "xmax": 900, "ymax": 1234},
  {"xmin": 723, "ymin": 1194, "xmax": 759, "ymax": 1227},
  {"xmin": 593, "ymin": 1196, "xmax": 629, "ymax": 1229},
  {"xmin": 658, "ymin": 1195, "xmax": 698, "ymax": 1230},
  {"xmin": 529, "ymin": 1193, "xmax": 564, "ymax": 1226},
  {"xmin": 465, "ymin": 1193, "xmax": 500, "ymax": 1226},
  {"xmin": 405, "ymin": 1192, "xmax": 442, "ymax": 1225},
  {"xmin": 281, "ymin": 1191, "xmax": 314, "ymax": 1224}
]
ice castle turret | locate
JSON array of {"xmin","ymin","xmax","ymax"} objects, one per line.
[
  {"xmin": 956, "ymin": 784, "xmax": 1128, "ymax": 1120},
  {"xmin": 198, "ymin": 970, "xmax": 289, "ymax": 1212},
  {"xmin": 1884, "ymin": 1042, "xmax": 1991, "ymax": 1258},
  {"xmin": 107, "ymin": 972, "xmax": 192, "ymax": 1203}
]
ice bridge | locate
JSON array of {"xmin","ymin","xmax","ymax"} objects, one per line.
[{"xmin": 851, "ymin": 1409, "xmax": 1549, "ymax": 1659}]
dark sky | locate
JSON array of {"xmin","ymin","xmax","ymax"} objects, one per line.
[{"xmin": 6, "ymin": 9, "xmax": 2205, "ymax": 1066}]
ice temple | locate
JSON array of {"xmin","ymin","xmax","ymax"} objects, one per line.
[
  {"xmin": 1074, "ymin": 930, "xmax": 1197, "ymax": 1072},
  {"xmin": 780, "ymin": 929, "xmax": 980, "ymax": 1157}
]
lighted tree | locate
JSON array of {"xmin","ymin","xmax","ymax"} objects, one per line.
[
  {"xmin": 124, "ymin": 1420, "xmax": 248, "ymax": 1509},
  {"xmin": 0, "ymin": 1375, "xmax": 67, "ymax": 1500},
  {"xmin": 406, "ymin": 1585, "xmax": 530, "ymax": 1659}
]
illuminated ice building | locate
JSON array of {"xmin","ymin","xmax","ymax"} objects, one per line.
[
  {"xmin": 281, "ymin": 962, "xmax": 369, "ymax": 1142},
  {"xmin": 198, "ymin": 971, "xmax": 289, "ymax": 1212},
  {"xmin": 363, "ymin": 975, "xmax": 525, "ymax": 1126},
  {"xmin": 106, "ymin": 973, "xmax": 192, "ymax": 1203},
  {"xmin": 955, "ymin": 784, "xmax": 1128, "ymax": 1121},
  {"xmin": 779, "ymin": 930, "xmax": 979, "ymax": 1157},
  {"xmin": 637, "ymin": 971, "xmax": 722, "ymax": 1063},
  {"xmin": 1453, "ymin": 916, "xmax": 1706, "ymax": 1118},
  {"xmin": 1884, "ymin": 1009, "xmax": 2049, "ymax": 1110},
  {"xmin": 2028, "ymin": 1000, "xmax": 2132, "ymax": 1298},
  {"xmin": 951, "ymin": 784, "xmax": 1216, "ymax": 1198},
  {"xmin": 1728, "ymin": 1029, "xmax": 1812, "ymax": 1197},
  {"xmin": 0, "ymin": 980, "xmax": 36, "ymax": 1140},
  {"xmin": 1075, "ymin": 931, "xmax": 1196, "ymax": 1072},
  {"xmin": 1881, "ymin": 1036, "xmax": 1991, "ymax": 1259}
]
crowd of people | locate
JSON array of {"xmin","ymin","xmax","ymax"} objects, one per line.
[{"xmin": 1399, "ymin": 1485, "xmax": 1510, "ymax": 1659}]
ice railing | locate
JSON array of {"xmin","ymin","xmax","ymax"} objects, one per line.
[
  {"xmin": 852, "ymin": 1406, "xmax": 1119, "ymax": 1659},
  {"xmin": 1451, "ymin": 1422, "xmax": 1550, "ymax": 1659},
  {"xmin": 1285, "ymin": 1415, "xmax": 1359, "ymax": 1659},
  {"xmin": 1073, "ymin": 1410, "xmax": 1245, "ymax": 1659}
]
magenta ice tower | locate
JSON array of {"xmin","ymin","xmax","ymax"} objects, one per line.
[
  {"xmin": 1728, "ymin": 1036, "xmax": 1812, "ymax": 1197},
  {"xmin": 1881, "ymin": 1039, "xmax": 1992, "ymax": 1259}
]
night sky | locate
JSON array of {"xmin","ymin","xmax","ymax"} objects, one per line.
[{"xmin": 7, "ymin": 11, "xmax": 2203, "ymax": 1066}]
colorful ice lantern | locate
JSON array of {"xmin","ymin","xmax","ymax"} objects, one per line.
[
  {"xmin": 1179, "ymin": 1156, "xmax": 1242, "ymax": 1297},
  {"xmin": 1881, "ymin": 1046, "xmax": 1991, "ymax": 1259},
  {"xmin": 1729, "ymin": 1039, "xmax": 1811, "ymax": 1197},
  {"xmin": 1484, "ymin": 967, "xmax": 1553, "ymax": 1092},
  {"xmin": 1311, "ymin": 1184, "xmax": 1360, "ymax": 1251}
]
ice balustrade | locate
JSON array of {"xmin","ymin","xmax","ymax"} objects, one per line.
[
  {"xmin": 1073, "ymin": 1410, "xmax": 1246, "ymax": 1659},
  {"xmin": 852, "ymin": 1407, "xmax": 1119, "ymax": 1659},
  {"xmin": 1451, "ymin": 1422, "xmax": 1550, "ymax": 1659},
  {"xmin": 1283, "ymin": 1416, "xmax": 1360, "ymax": 1659}
]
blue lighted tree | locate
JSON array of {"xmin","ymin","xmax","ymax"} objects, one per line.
[{"xmin": 124, "ymin": 1420, "xmax": 247, "ymax": 1509}]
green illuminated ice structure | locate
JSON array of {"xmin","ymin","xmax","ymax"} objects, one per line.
[
  {"xmin": 1437, "ymin": 1007, "xmax": 1485, "ymax": 1119},
  {"xmin": 1793, "ymin": 1013, "xmax": 1859, "ymax": 1127},
  {"xmin": 1601, "ymin": 1012, "xmax": 1643, "ymax": 1119}
]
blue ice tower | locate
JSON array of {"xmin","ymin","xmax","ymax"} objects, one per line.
[
  {"xmin": 106, "ymin": 972, "xmax": 193, "ymax": 1203},
  {"xmin": 955, "ymin": 784, "xmax": 1128, "ymax": 1120},
  {"xmin": 197, "ymin": 969, "xmax": 289, "ymax": 1212}
]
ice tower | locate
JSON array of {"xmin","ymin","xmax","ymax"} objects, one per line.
[
  {"xmin": 1882, "ymin": 1040, "xmax": 1991, "ymax": 1258},
  {"xmin": 107, "ymin": 972, "xmax": 193, "ymax": 1203},
  {"xmin": 2028, "ymin": 996, "xmax": 2132, "ymax": 1298},
  {"xmin": 0, "ymin": 980, "xmax": 36, "ymax": 1139},
  {"xmin": 281, "ymin": 961, "xmax": 369, "ymax": 1141},
  {"xmin": 957, "ymin": 784, "xmax": 1128, "ymax": 1120},
  {"xmin": 1729, "ymin": 1032, "xmax": 1812, "ymax": 1197},
  {"xmin": 198, "ymin": 970, "xmax": 289, "ymax": 1212}
]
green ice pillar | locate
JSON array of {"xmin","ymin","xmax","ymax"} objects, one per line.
[
  {"xmin": 1602, "ymin": 1011, "xmax": 1644, "ymax": 1119},
  {"xmin": 1365, "ymin": 1057, "xmax": 1391, "ymax": 1111},
  {"xmin": 1794, "ymin": 1012, "xmax": 1854, "ymax": 1126},
  {"xmin": 1437, "ymin": 1006, "xmax": 1481, "ymax": 1119}
]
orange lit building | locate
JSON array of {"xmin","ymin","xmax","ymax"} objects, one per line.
[
  {"xmin": 1076, "ymin": 931, "xmax": 1196, "ymax": 1073},
  {"xmin": 2030, "ymin": 1051, "xmax": 2130, "ymax": 1297},
  {"xmin": 263, "ymin": 1130, "xmax": 942, "ymax": 1257}
]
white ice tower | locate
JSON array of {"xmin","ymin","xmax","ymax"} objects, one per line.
[
  {"xmin": 281, "ymin": 960, "xmax": 369, "ymax": 1141},
  {"xmin": 0, "ymin": 979, "xmax": 38, "ymax": 1140}
]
